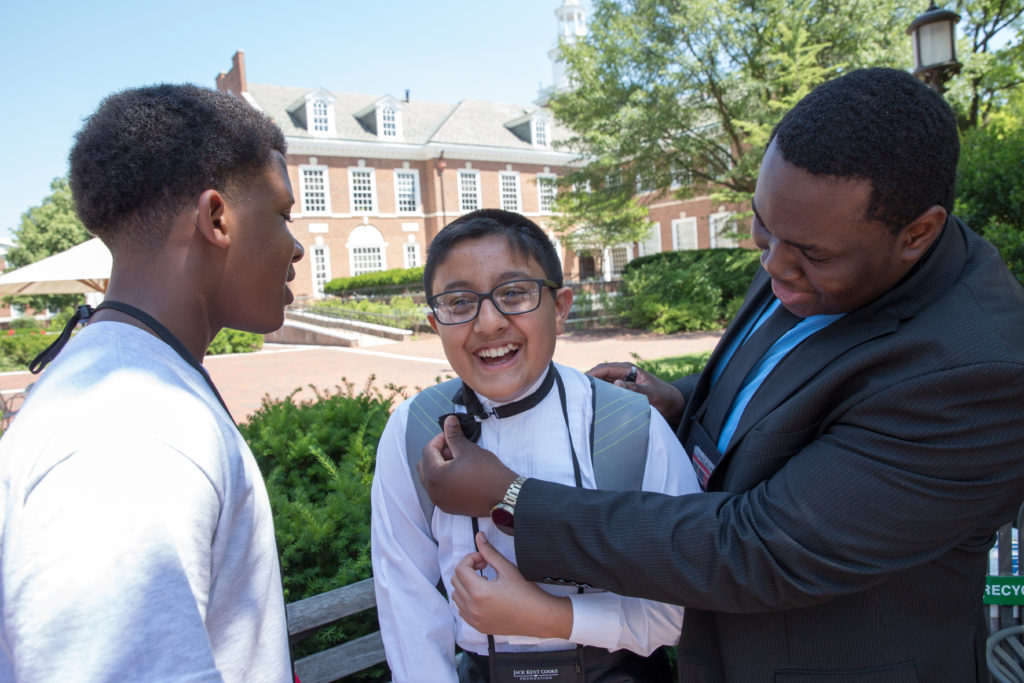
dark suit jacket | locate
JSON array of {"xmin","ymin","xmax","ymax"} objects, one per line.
[{"xmin": 514, "ymin": 218, "xmax": 1024, "ymax": 681}]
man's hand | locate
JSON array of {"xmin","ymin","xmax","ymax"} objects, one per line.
[
  {"xmin": 451, "ymin": 532, "xmax": 572, "ymax": 639},
  {"xmin": 588, "ymin": 361, "xmax": 687, "ymax": 425},
  {"xmin": 418, "ymin": 415, "xmax": 518, "ymax": 517}
]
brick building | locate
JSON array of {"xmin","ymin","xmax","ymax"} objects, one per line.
[{"xmin": 214, "ymin": 0, "xmax": 749, "ymax": 300}]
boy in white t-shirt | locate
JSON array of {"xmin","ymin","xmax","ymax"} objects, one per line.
[
  {"xmin": 0, "ymin": 85, "xmax": 302, "ymax": 681},
  {"xmin": 371, "ymin": 209, "xmax": 700, "ymax": 682}
]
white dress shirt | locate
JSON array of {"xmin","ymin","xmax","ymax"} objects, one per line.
[{"xmin": 371, "ymin": 363, "xmax": 699, "ymax": 683}]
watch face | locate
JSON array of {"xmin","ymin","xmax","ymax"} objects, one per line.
[{"xmin": 491, "ymin": 503, "xmax": 514, "ymax": 535}]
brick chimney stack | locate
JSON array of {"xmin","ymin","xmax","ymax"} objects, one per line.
[{"xmin": 216, "ymin": 51, "xmax": 247, "ymax": 96}]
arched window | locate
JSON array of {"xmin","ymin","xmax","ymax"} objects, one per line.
[{"xmin": 347, "ymin": 224, "xmax": 388, "ymax": 275}]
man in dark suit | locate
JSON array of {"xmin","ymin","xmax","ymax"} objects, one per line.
[{"xmin": 420, "ymin": 68, "xmax": 1024, "ymax": 681}]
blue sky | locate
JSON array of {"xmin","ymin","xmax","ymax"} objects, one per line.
[{"xmin": 0, "ymin": 0, "xmax": 582, "ymax": 238}]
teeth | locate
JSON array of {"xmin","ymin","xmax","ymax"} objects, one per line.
[{"xmin": 477, "ymin": 343, "xmax": 519, "ymax": 358}]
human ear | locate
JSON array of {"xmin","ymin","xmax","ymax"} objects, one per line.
[
  {"xmin": 427, "ymin": 311, "xmax": 440, "ymax": 334},
  {"xmin": 899, "ymin": 205, "xmax": 946, "ymax": 262},
  {"xmin": 194, "ymin": 189, "xmax": 231, "ymax": 249},
  {"xmin": 553, "ymin": 287, "xmax": 574, "ymax": 335}
]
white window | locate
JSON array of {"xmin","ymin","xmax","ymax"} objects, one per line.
[
  {"xmin": 672, "ymin": 217, "xmax": 698, "ymax": 250},
  {"xmin": 300, "ymin": 165, "xmax": 330, "ymax": 214},
  {"xmin": 311, "ymin": 245, "xmax": 332, "ymax": 298},
  {"xmin": 312, "ymin": 100, "xmax": 330, "ymax": 134},
  {"xmin": 499, "ymin": 172, "xmax": 521, "ymax": 212},
  {"xmin": 404, "ymin": 241, "xmax": 421, "ymax": 268},
  {"xmin": 394, "ymin": 170, "xmax": 420, "ymax": 214},
  {"xmin": 603, "ymin": 245, "xmax": 632, "ymax": 281},
  {"xmin": 638, "ymin": 223, "xmax": 662, "ymax": 256},
  {"xmin": 349, "ymin": 168, "xmax": 377, "ymax": 214},
  {"xmin": 537, "ymin": 174, "xmax": 557, "ymax": 213},
  {"xmin": 710, "ymin": 212, "xmax": 740, "ymax": 248},
  {"xmin": 347, "ymin": 224, "xmax": 388, "ymax": 275},
  {"xmin": 458, "ymin": 170, "xmax": 481, "ymax": 212},
  {"xmin": 380, "ymin": 105, "xmax": 397, "ymax": 138},
  {"xmin": 534, "ymin": 117, "xmax": 548, "ymax": 146}
]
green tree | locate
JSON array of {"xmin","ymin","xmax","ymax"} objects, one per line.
[
  {"xmin": 955, "ymin": 105, "xmax": 1024, "ymax": 283},
  {"xmin": 549, "ymin": 0, "xmax": 913, "ymax": 246},
  {"xmin": 6, "ymin": 177, "xmax": 92, "ymax": 311},
  {"xmin": 548, "ymin": 0, "xmax": 1023, "ymax": 246},
  {"xmin": 946, "ymin": 0, "xmax": 1024, "ymax": 130}
]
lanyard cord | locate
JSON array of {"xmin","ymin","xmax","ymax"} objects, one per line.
[
  {"xmin": 28, "ymin": 301, "xmax": 233, "ymax": 422},
  {"xmin": 474, "ymin": 363, "xmax": 584, "ymax": 663}
]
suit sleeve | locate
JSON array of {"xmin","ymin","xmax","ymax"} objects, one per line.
[
  {"xmin": 564, "ymin": 409, "xmax": 694, "ymax": 653},
  {"xmin": 514, "ymin": 362, "xmax": 1024, "ymax": 612},
  {"xmin": 371, "ymin": 404, "xmax": 458, "ymax": 683}
]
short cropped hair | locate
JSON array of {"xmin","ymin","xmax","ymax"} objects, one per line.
[
  {"xmin": 423, "ymin": 209, "xmax": 563, "ymax": 297},
  {"xmin": 69, "ymin": 84, "xmax": 286, "ymax": 252},
  {"xmin": 769, "ymin": 67, "xmax": 959, "ymax": 232}
]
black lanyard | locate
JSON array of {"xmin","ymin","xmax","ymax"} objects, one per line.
[{"xmin": 29, "ymin": 301, "xmax": 233, "ymax": 422}]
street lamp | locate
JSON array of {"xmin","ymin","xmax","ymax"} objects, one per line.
[
  {"xmin": 907, "ymin": 2, "xmax": 961, "ymax": 93},
  {"xmin": 435, "ymin": 152, "xmax": 448, "ymax": 239}
]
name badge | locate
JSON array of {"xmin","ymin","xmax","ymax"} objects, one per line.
[{"xmin": 685, "ymin": 417, "xmax": 724, "ymax": 491}]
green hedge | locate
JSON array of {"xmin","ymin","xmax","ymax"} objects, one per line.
[
  {"xmin": 239, "ymin": 381, "xmax": 402, "ymax": 679},
  {"xmin": 0, "ymin": 329, "xmax": 54, "ymax": 371},
  {"xmin": 617, "ymin": 249, "xmax": 761, "ymax": 333},
  {"xmin": 306, "ymin": 296, "xmax": 430, "ymax": 332},
  {"xmin": 206, "ymin": 328, "xmax": 263, "ymax": 356},
  {"xmin": 324, "ymin": 267, "xmax": 424, "ymax": 297}
]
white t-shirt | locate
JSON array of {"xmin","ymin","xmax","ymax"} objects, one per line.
[
  {"xmin": 371, "ymin": 362, "xmax": 699, "ymax": 683},
  {"xmin": 0, "ymin": 321, "xmax": 291, "ymax": 682}
]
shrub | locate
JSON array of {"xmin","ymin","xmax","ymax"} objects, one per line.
[
  {"xmin": 617, "ymin": 249, "xmax": 760, "ymax": 333},
  {"xmin": 239, "ymin": 380, "xmax": 405, "ymax": 679},
  {"xmin": 324, "ymin": 267, "xmax": 425, "ymax": 297},
  {"xmin": 206, "ymin": 328, "xmax": 263, "ymax": 356},
  {"xmin": 0, "ymin": 329, "xmax": 54, "ymax": 371},
  {"xmin": 307, "ymin": 296, "xmax": 430, "ymax": 332},
  {"xmin": 635, "ymin": 352, "xmax": 711, "ymax": 383}
]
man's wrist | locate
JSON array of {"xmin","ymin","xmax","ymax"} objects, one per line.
[{"xmin": 490, "ymin": 475, "xmax": 527, "ymax": 535}]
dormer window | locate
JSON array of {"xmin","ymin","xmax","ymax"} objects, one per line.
[
  {"xmin": 505, "ymin": 110, "xmax": 553, "ymax": 147},
  {"xmin": 380, "ymin": 104, "xmax": 397, "ymax": 138},
  {"xmin": 534, "ymin": 117, "xmax": 548, "ymax": 146},
  {"xmin": 287, "ymin": 88, "xmax": 336, "ymax": 138},
  {"xmin": 312, "ymin": 99, "xmax": 331, "ymax": 134}
]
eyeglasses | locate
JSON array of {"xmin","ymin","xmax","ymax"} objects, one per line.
[{"xmin": 428, "ymin": 278, "xmax": 558, "ymax": 325}]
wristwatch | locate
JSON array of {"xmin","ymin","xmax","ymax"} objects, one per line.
[{"xmin": 490, "ymin": 476, "xmax": 527, "ymax": 536}]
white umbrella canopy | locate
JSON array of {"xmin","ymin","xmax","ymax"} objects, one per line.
[{"xmin": 0, "ymin": 238, "xmax": 111, "ymax": 295}]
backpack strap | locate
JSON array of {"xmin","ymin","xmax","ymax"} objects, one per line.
[
  {"xmin": 589, "ymin": 376, "xmax": 651, "ymax": 491},
  {"xmin": 403, "ymin": 374, "xmax": 653, "ymax": 535},
  {"xmin": 404, "ymin": 377, "xmax": 463, "ymax": 528}
]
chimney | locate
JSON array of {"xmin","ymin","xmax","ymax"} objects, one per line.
[
  {"xmin": 216, "ymin": 51, "xmax": 247, "ymax": 96},
  {"xmin": 404, "ymin": 89, "xmax": 410, "ymax": 102}
]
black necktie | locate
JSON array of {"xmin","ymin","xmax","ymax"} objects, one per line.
[{"xmin": 700, "ymin": 303, "xmax": 801, "ymax": 441}]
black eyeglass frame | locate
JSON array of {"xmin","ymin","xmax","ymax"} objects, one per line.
[{"xmin": 427, "ymin": 278, "xmax": 559, "ymax": 325}]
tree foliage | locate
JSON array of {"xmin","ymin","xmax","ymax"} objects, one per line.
[
  {"xmin": 947, "ymin": 0, "xmax": 1024, "ymax": 130},
  {"xmin": 548, "ymin": 0, "xmax": 1023, "ymax": 247},
  {"xmin": 548, "ymin": 0, "xmax": 913, "ymax": 247},
  {"xmin": 6, "ymin": 177, "xmax": 92, "ymax": 311}
]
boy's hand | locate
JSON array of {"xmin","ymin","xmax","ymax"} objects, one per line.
[
  {"xmin": 452, "ymin": 532, "xmax": 572, "ymax": 639},
  {"xmin": 419, "ymin": 415, "xmax": 517, "ymax": 517},
  {"xmin": 588, "ymin": 361, "xmax": 687, "ymax": 425}
]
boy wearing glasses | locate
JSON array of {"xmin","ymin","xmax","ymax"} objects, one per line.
[{"xmin": 370, "ymin": 209, "xmax": 699, "ymax": 682}]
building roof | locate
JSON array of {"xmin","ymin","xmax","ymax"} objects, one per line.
[{"xmin": 245, "ymin": 83, "xmax": 572, "ymax": 152}]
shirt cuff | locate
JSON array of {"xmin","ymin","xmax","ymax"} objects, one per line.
[{"xmin": 567, "ymin": 591, "xmax": 622, "ymax": 650}]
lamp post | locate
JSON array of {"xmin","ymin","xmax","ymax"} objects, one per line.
[
  {"xmin": 435, "ymin": 152, "xmax": 448, "ymax": 240},
  {"xmin": 907, "ymin": 2, "xmax": 962, "ymax": 94}
]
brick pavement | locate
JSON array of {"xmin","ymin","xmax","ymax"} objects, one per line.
[{"xmin": 0, "ymin": 329, "xmax": 721, "ymax": 422}]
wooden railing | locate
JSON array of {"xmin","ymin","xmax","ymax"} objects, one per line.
[{"xmin": 287, "ymin": 577, "xmax": 388, "ymax": 683}]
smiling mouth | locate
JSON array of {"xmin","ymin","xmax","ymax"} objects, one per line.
[{"xmin": 476, "ymin": 343, "xmax": 520, "ymax": 365}]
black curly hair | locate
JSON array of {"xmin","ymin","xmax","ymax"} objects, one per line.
[
  {"xmin": 769, "ymin": 68, "xmax": 959, "ymax": 232},
  {"xmin": 423, "ymin": 209, "xmax": 563, "ymax": 297},
  {"xmin": 69, "ymin": 84, "xmax": 286, "ymax": 252}
]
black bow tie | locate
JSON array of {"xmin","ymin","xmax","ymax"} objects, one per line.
[{"xmin": 437, "ymin": 364, "xmax": 556, "ymax": 442}]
